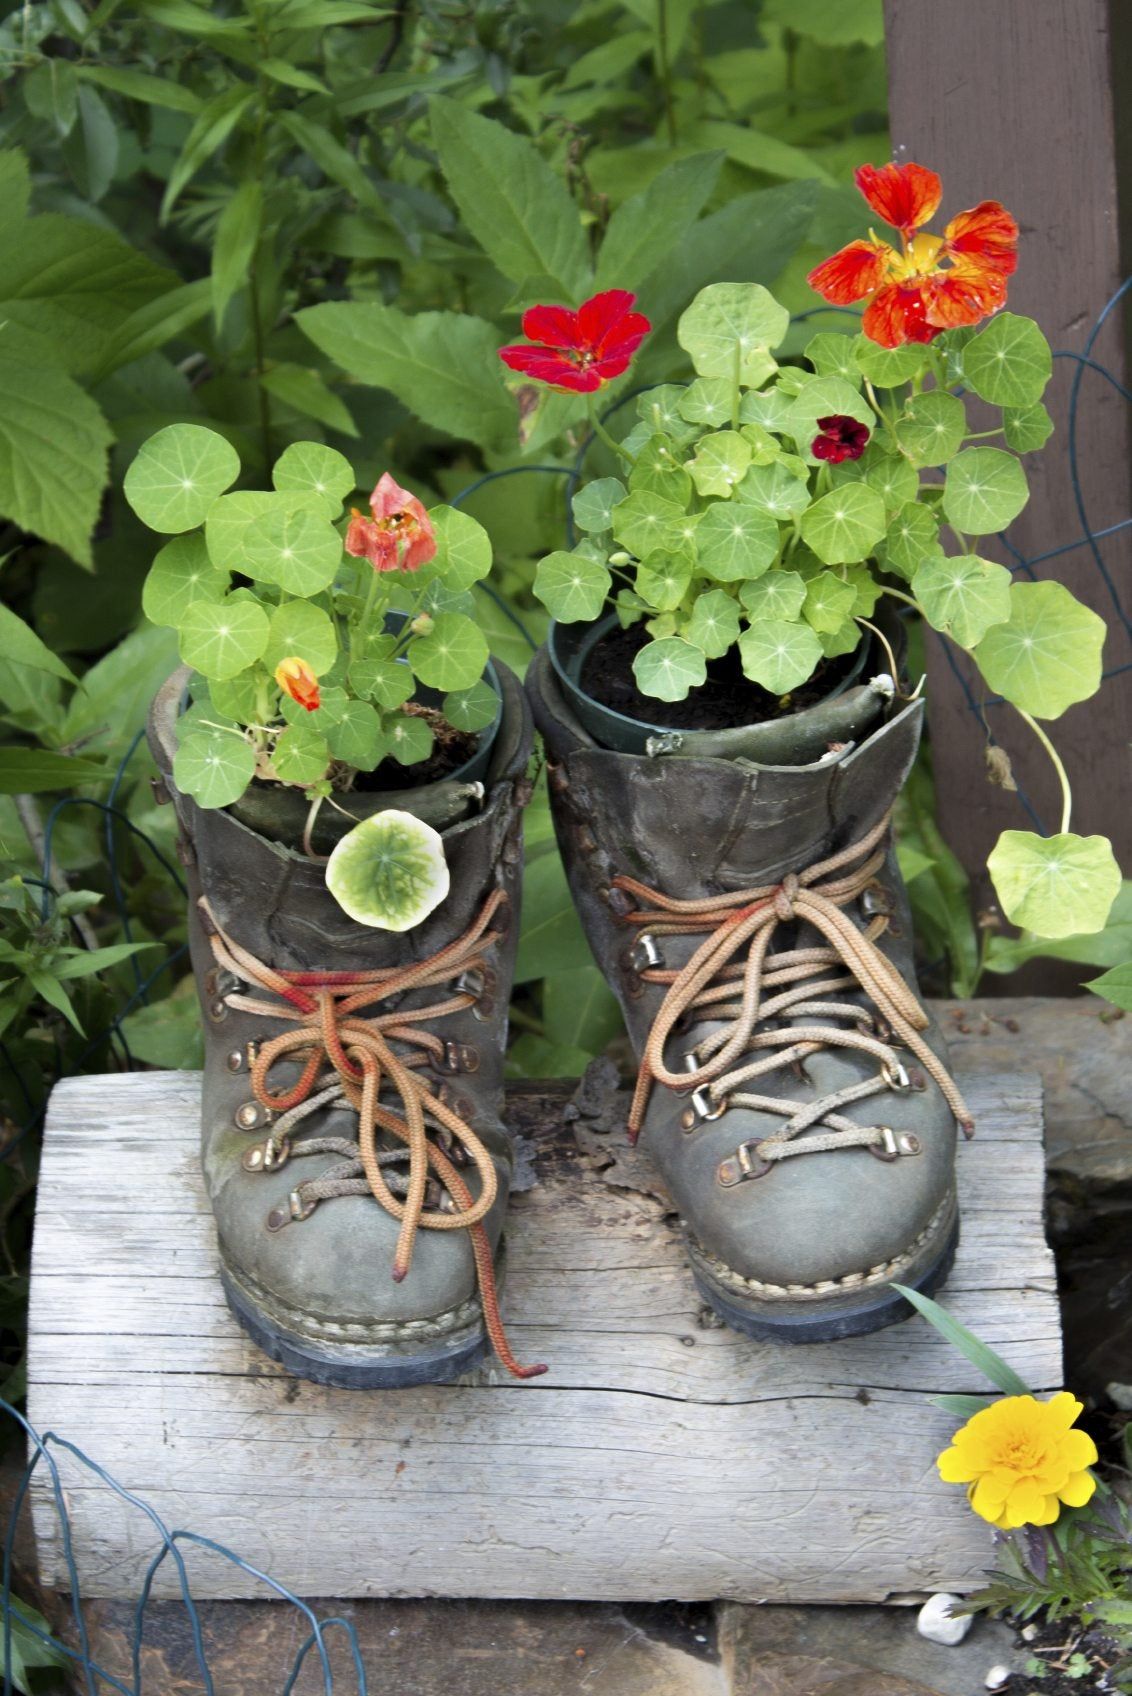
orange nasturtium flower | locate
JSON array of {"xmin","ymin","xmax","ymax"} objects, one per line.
[
  {"xmin": 275, "ymin": 656, "xmax": 321, "ymax": 714},
  {"xmin": 937, "ymin": 1392, "xmax": 1098, "ymax": 1530},
  {"xmin": 807, "ymin": 161, "xmax": 1018, "ymax": 349},
  {"xmin": 344, "ymin": 472, "xmax": 437, "ymax": 574}
]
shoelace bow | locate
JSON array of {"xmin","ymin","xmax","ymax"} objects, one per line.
[
  {"xmin": 200, "ymin": 891, "xmax": 546, "ymax": 1380},
  {"xmin": 614, "ymin": 813, "xmax": 973, "ymax": 1161}
]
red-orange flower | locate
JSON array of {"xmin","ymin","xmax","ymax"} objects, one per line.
[
  {"xmin": 807, "ymin": 162, "xmax": 1018, "ymax": 349},
  {"xmin": 345, "ymin": 472, "xmax": 437, "ymax": 573},
  {"xmin": 499, "ymin": 290, "xmax": 651, "ymax": 393},
  {"xmin": 275, "ymin": 656, "xmax": 320, "ymax": 713}
]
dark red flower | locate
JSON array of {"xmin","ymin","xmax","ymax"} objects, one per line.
[
  {"xmin": 498, "ymin": 290, "xmax": 651, "ymax": 394},
  {"xmin": 812, "ymin": 414, "xmax": 871, "ymax": 464}
]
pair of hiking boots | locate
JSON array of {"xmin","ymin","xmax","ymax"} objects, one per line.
[{"xmin": 148, "ymin": 642, "xmax": 971, "ymax": 1389}]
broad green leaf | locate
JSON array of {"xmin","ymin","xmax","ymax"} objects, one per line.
[
  {"xmin": 143, "ymin": 534, "xmax": 228, "ymax": 627},
  {"xmin": 211, "ymin": 179, "xmax": 261, "ymax": 331},
  {"xmin": 407, "ymin": 612, "xmax": 489, "ymax": 690},
  {"xmin": 351, "ymin": 656, "xmax": 414, "ymax": 711},
  {"xmin": 942, "ymin": 447, "xmax": 1029, "ymax": 535},
  {"xmin": 542, "ymin": 963, "xmax": 622, "ymax": 1056},
  {"xmin": 987, "ymin": 830, "xmax": 1121, "ymax": 940},
  {"xmin": 685, "ymin": 118, "xmax": 835, "ymax": 185},
  {"xmin": 0, "ymin": 748, "xmax": 111, "ymax": 793},
  {"xmin": 0, "ymin": 604, "xmax": 76, "ymax": 682},
  {"xmin": 428, "ymin": 505, "xmax": 493, "ymax": 589},
  {"xmin": 77, "ymin": 63, "xmax": 202, "ymax": 113},
  {"xmin": 678, "ymin": 377, "xmax": 734, "ymax": 427},
  {"xmin": 0, "ymin": 350, "xmax": 112, "ymax": 566},
  {"xmin": 858, "ymin": 448, "xmax": 919, "ymax": 509},
  {"xmin": 803, "ymin": 571, "xmax": 857, "ymax": 634},
  {"xmin": 60, "ymin": 625, "xmax": 177, "ymax": 761},
  {"xmin": 799, "ymin": 483, "xmax": 886, "ymax": 565},
  {"xmin": 739, "ymin": 385, "xmax": 795, "ymax": 434},
  {"xmin": 205, "ymin": 489, "xmax": 320, "ymax": 571},
  {"xmin": 636, "ymin": 552, "xmax": 693, "ymax": 612},
  {"xmin": 209, "ymin": 671, "xmax": 260, "ymax": 723},
  {"xmin": 695, "ymin": 501, "xmax": 779, "ymax": 581},
  {"xmin": 984, "ymin": 880, "xmax": 1132, "ymax": 975},
  {"xmin": 125, "ymin": 424, "xmax": 240, "ymax": 534},
  {"xmin": 265, "ymin": 602, "xmax": 337, "ymax": 675},
  {"xmin": 684, "ymin": 589, "xmax": 741, "ymax": 658},
  {"xmin": 1086, "ymin": 963, "xmax": 1132, "ymax": 1013},
  {"xmin": 87, "ymin": 277, "xmax": 212, "ymax": 380},
  {"xmin": 272, "ymin": 441, "xmax": 356, "ymax": 517},
  {"xmin": 895, "ymin": 391, "xmax": 967, "ymax": 467},
  {"xmin": 611, "ymin": 490, "xmax": 692, "ymax": 557},
  {"xmin": 534, "ymin": 550, "xmax": 611, "ymax": 622},
  {"xmin": 912, "ymin": 554, "xmax": 1012, "ymax": 649},
  {"xmin": 572, "ymin": 477, "xmax": 626, "ymax": 534},
  {"xmin": 162, "ymin": 86, "xmax": 255, "ymax": 219},
  {"xmin": 637, "ymin": 387, "xmax": 699, "ymax": 443},
  {"xmin": 762, "ymin": 0, "xmax": 884, "ymax": 46},
  {"xmin": 736, "ymin": 459, "xmax": 811, "ymax": 520},
  {"xmin": 962, "ymin": 313, "xmax": 1052, "ymax": 408},
  {"xmin": 25, "ymin": 59, "xmax": 79, "ymax": 134},
  {"xmin": 882, "ymin": 501, "xmax": 940, "ymax": 580},
  {"xmin": 272, "ymin": 723, "xmax": 331, "ymax": 785},
  {"xmin": 2, "ymin": 1597, "xmax": 71, "ymax": 1694},
  {"xmin": 280, "ymin": 683, "xmax": 348, "ymax": 731},
  {"xmin": 629, "ymin": 435, "xmax": 692, "ymax": 505},
  {"xmin": 852, "ymin": 336, "xmax": 926, "ymax": 388},
  {"xmin": 326, "ymin": 700, "xmax": 386, "ymax": 770},
  {"xmin": 1003, "ymin": 402, "xmax": 1054, "ymax": 454},
  {"xmin": 242, "ymin": 504, "xmax": 342, "ymax": 595},
  {"xmin": 277, "ymin": 112, "xmax": 386, "ymax": 214},
  {"xmin": 327, "ymin": 809, "xmax": 449, "ymax": 931},
  {"xmin": 443, "ymin": 679, "xmax": 500, "ymax": 733},
  {"xmin": 0, "ymin": 152, "xmax": 30, "ymax": 224},
  {"xmin": 739, "ymin": 570, "xmax": 806, "ymax": 622},
  {"xmin": 260, "ymin": 364, "xmax": 358, "ymax": 438},
  {"xmin": 686, "ymin": 431, "xmax": 752, "ymax": 498},
  {"xmin": 632, "ymin": 637, "xmax": 706, "ymax": 702},
  {"xmin": 973, "ymin": 580, "xmax": 1105, "ymax": 718},
  {"xmin": 787, "ymin": 375, "xmax": 873, "ymax": 454},
  {"xmin": 738, "ymin": 619, "xmax": 823, "ymax": 693},
  {"xmin": 62, "ymin": 84, "xmax": 118, "ymax": 201},
  {"xmin": 172, "ymin": 728, "xmax": 256, "ymax": 808},
  {"xmin": 179, "ymin": 597, "xmax": 269, "ymax": 681},
  {"xmin": 804, "ymin": 332, "xmax": 860, "ymax": 384},
  {"xmin": 676, "ymin": 282, "xmax": 789, "ymax": 385},
  {"xmin": 429, "ymin": 96, "xmax": 590, "ymax": 298},
  {"xmin": 595, "ymin": 152, "xmax": 722, "ymax": 291},
  {"xmin": 387, "ymin": 712, "xmax": 434, "ymax": 765}
]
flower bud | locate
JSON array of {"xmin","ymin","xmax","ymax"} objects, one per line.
[{"xmin": 410, "ymin": 612, "xmax": 435, "ymax": 637}]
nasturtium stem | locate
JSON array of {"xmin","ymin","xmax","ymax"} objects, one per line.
[
  {"xmin": 352, "ymin": 567, "xmax": 383, "ymax": 665},
  {"xmin": 1016, "ymin": 707, "xmax": 1073, "ymax": 834},
  {"xmin": 587, "ymin": 401, "xmax": 635, "ymax": 467}
]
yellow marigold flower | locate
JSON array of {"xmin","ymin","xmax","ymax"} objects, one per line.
[{"xmin": 937, "ymin": 1392, "xmax": 1098, "ymax": 1530}]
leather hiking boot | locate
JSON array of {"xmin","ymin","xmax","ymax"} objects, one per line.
[
  {"xmin": 527, "ymin": 647, "xmax": 972, "ymax": 1343},
  {"xmin": 148, "ymin": 661, "xmax": 544, "ymax": 1388}
]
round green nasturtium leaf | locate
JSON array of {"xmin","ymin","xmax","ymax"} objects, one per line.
[
  {"xmin": 736, "ymin": 459, "xmax": 811, "ymax": 521},
  {"xmin": 882, "ymin": 502, "xmax": 941, "ymax": 581},
  {"xmin": 740, "ymin": 570, "xmax": 807, "ymax": 623},
  {"xmin": 179, "ymin": 596, "xmax": 269, "ymax": 681},
  {"xmin": 942, "ymin": 447, "xmax": 1029, "ymax": 536},
  {"xmin": 738, "ymin": 619, "xmax": 823, "ymax": 694},
  {"xmin": 325, "ymin": 808, "xmax": 449, "ymax": 932},
  {"xmin": 631, "ymin": 636, "xmax": 706, "ymax": 703},
  {"xmin": 572, "ymin": 477, "xmax": 626, "ymax": 535},
  {"xmin": 443, "ymin": 678, "xmax": 500, "ymax": 734},
  {"xmin": 209, "ymin": 670, "xmax": 260, "ymax": 723},
  {"xmin": 838, "ymin": 446, "xmax": 918, "ymax": 510},
  {"xmin": 843, "ymin": 562, "xmax": 882, "ymax": 618},
  {"xmin": 242, "ymin": 503, "xmax": 342, "ymax": 596},
  {"xmin": 386, "ymin": 712, "xmax": 434, "ymax": 765},
  {"xmin": 612, "ymin": 490, "xmax": 696, "ymax": 557},
  {"xmin": 325, "ymin": 700, "xmax": 387, "ymax": 771},
  {"xmin": 1003, "ymin": 402, "xmax": 1054, "ymax": 455},
  {"xmin": 143, "ymin": 534, "xmax": 229, "ymax": 628},
  {"xmin": 636, "ymin": 551, "xmax": 693, "ymax": 612},
  {"xmin": 265, "ymin": 600, "xmax": 337, "ymax": 676},
  {"xmin": 678, "ymin": 377, "xmax": 735, "ymax": 427},
  {"xmin": 272, "ymin": 441, "xmax": 356, "ymax": 517},
  {"xmin": 351, "ymin": 654, "xmax": 415, "ymax": 712},
  {"xmin": 407, "ymin": 611, "xmax": 488, "ymax": 691},
  {"xmin": 173, "ymin": 728, "xmax": 256, "ymax": 809},
  {"xmin": 683, "ymin": 589, "xmax": 741, "ymax": 659},
  {"xmin": 895, "ymin": 391, "xmax": 968, "ymax": 467},
  {"xmin": 272, "ymin": 723, "xmax": 331, "ymax": 785},
  {"xmin": 695, "ymin": 501, "xmax": 779, "ymax": 581},
  {"xmin": 972, "ymin": 580, "xmax": 1105, "ymax": 718},
  {"xmin": 534, "ymin": 550, "xmax": 611, "ymax": 623},
  {"xmin": 124, "ymin": 424, "xmax": 240, "ymax": 534},
  {"xmin": 911, "ymin": 553, "xmax": 1012, "ymax": 649},
  {"xmin": 987, "ymin": 829, "xmax": 1121, "ymax": 940},
  {"xmin": 799, "ymin": 483, "xmax": 887, "ymax": 565},
  {"xmin": 281, "ymin": 683, "xmax": 348, "ymax": 730},
  {"xmin": 428, "ymin": 505, "xmax": 493, "ymax": 590},
  {"xmin": 686, "ymin": 431, "xmax": 752, "ymax": 499},
  {"xmin": 852, "ymin": 334, "xmax": 927, "ymax": 389},
  {"xmin": 206, "ymin": 489, "xmax": 319, "ymax": 572},
  {"xmin": 962, "ymin": 313, "xmax": 1052, "ymax": 409},
  {"xmin": 787, "ymin": 375, "xmax": 873, "ymax": 455},
  {"xmin": 637, "ymin": 385, "xmax": 699, "ymax": 443},
  {"xmin": 803, "ymin": 570, "xmax": 857, "ymax": 635},
  {"xmin": 740, "ymin": 386, "xmax": 794, "ymax": 434},
  {"xmin": 676, "ymin": 283, "xmax": 789, "ymax": 386},
  {"xmin": 630, "ymin": 435, "xmax": 693, "ymax": 506},
  {"xmin": 804, "ymin": 332, "xmax": 861, "ymax": 384}
]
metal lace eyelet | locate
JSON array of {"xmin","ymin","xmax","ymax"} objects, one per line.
[
  {"xmin": 234, "ymin": 1101, "xmax": 272, "ymax": 1131},
  {"xmin": 226, "ymin": 1049, "xmax": 244, "ymax": 1073},
  {"xmin": 880, "ymin": 1058, "xmax": 911, "ymax": 1092},
  {"xmin": 691, "ymin": 1086, "xmax": 726, "ymax": 1123},
  {"xmin": 718, "ymin": 1141, "xmax": 772, "ymax": 1186},
  {"xmin": 630, "ymin": 933, "xmax": 662, "ymax": 974},
  {"xmin": 209, "ymin": 999, "xmax": 229, "ymax": 1022},
  {"xmin": 867, "ymin": 1125, "xmax": 921, "ymax": 1162},
  {"xmin": 860, "ymin": 884, "xmax": 894, "ymax": 917}
]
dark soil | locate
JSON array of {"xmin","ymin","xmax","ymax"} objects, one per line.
[
  {"xmin": 579, "ymin": 619, "xmax": 858, "ymax": 731},
  {"xmin": 1000, "ymin": 1613, "xmax": 1126, "ymax": 1696}
]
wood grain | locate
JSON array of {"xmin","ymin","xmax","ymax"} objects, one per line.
[{"xmin": 27, "ymin": 1068, "xmax": 1059, "ymax": 1603}]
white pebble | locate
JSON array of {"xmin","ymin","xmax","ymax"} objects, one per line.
[
  {"xmin": 1021, "ymin": 1623, "xmax": 1039, "ymax": 1641},
  {"xmin": 916, "ymin": 1592, "xmax": 974, "ymax": 1645},
  {"xmin": 985, "ymin": 1667, "xmax": 1011, "ymax": 1689}
]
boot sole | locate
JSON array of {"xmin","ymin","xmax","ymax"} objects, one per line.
[
  {"xmin": 686, "ymin": 1189, "xmax": 959, "ymax": 1344},
  {"xmin": 220, "ymin": 1255, "xmax": 497, "ymax": 1390}
]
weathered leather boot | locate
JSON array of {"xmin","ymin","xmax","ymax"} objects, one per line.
[
  {"xmin": 528, "ymin": 649, "xmax": 972, "ymax": 1342},
  {"xmin": 148, "ymin": 662, "xmax": 542, "ymax": 1387}
]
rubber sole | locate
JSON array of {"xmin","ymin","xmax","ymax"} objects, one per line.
[{"xmin": 688, "ymin": 1200, "xmax": 960, "ymax": 1345}]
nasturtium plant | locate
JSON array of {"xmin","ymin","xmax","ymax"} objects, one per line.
[{"xmin": 325, "ymin": 810, "xmax": 450, "ymax": 932}]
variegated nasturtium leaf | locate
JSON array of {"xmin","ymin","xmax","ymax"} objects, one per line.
[
  {"xmin": 534, "ymin": 550, "xmax": 611, "ymax": 622},
  {"xmin": 272, "ymin": 723, "xmax": 331, "ymax": 785},
  {"xmin": 443, "ymin": 678, "xmax": 499, "ymax": 733},
  {"xmin": 787, "ymin": 375, "xmax": 873, "ymax": 453},
  {"xmin": 636, "ymin": 552, "xmax": 693, "ymax": 612},
  {"xmin": 631, "ymin": 636, "xmax": 706, "ymax": 702},
  {"xmin": 676, "ymin": 282, "xmax": 789, "ymax": 386},
  {"xmin": 740, "ymin": 570, "xmax": 807, "ymax": 623},
  {"xmin": 882, "ymin": 502, "xmax": 941, "ymax": 580},
  {"xmin": 695, "ymin": 501, "xmax": 779, "ymax": 581},
  {"xmin": 629, "ymin": 434, "xmax": 692, "ymax": 505},
  {"xmin": 736, "ymin": 459, "xmax": 811, "ymax": 520},
  {"xmin": 173, "ymin": 728, "xmax": 256, "ymax": 809},
  {"xmin": 973, "ymin": 580, "xmax": 1105, "ymax": 718},
  {"xmin": 942, "ymin": 447, "xmax": 1029, "ymax": 535},
  {"xmin": 852, "ymin": 335, "xmax": 927, "ymax": 388},
  {"xmin": 179, "ymin": 596, "xmax": 269, "ymax": 680},
  {"xmin": 265, "ymin": 600, "xmax": 337, "ymax": 675},
  {"xmin": 803, "ymin": 570, "xmax": 857, "ymax": 635},
  {"xmin": 686, "ymin": 430, "xmax": 752, "ymax": 498},
  {"xmin": 611, "ymin": 490, "xmax": 688, "ymax": 557},
  {"xmin": 962, "ymin": 313, "xmax": 1052, "ymax": 408},
  {"xmin": 678, "ymin": 377, "xmax": 734, "ymax": 427},
  {"xmin": 637, "ymin": 385, "xmax": 698, "ymax": 442},
  {"xmin": 738, "ymin": 619, "xmax": 823, "ymax": 694},
  {"xmin": 894, "ymin": 391, "xmax": 967, "ymax": 466},
  {"xmin": 386, "ymin": 712, "xmax": 434, "ymax": 765},
  {"xmin": 804, "ymin": 332, "xmax": 861, "ymax": 384},
  {"xmin": 124, "ymin": 423, "xmax": 240, "ymax": 534},
  {"xmin": 242, "ymin": 503, "xmax": 342, "ymax": 595},
  {"xmin": 911, "ymin": 554, "xmax": 1012, "ymax": 649},
  {"xmin": 572, "ymin": 477, "xmax": 626, "ymax": 534},
  {"xmin": 143, "ymin": 534, "xmax": 229, "ymax": 627},
  {"xmin": 683, "ymin": 589, "xmax": 741, "ymax": 658},
  {"xmin": 799, "ymin": 483, "xmax": 886, "ymax": 565},
  {"xmin": 1003, "ymin": 402, "xmax": 1054, "ymax": 454},
  {"xmin": 326, "ymin": 809, "xmax": 450, "ymax": 932},
  {"xmin": 987, "ymin": 830, "xmax": 1121, "ymax": 940},
  {"xmin": 272, "ymin": 441, "xmax": 356, "ymax": 517},
  {"xmin": 407, "ymin": 612, "xmax": 488, "ymax": 691},
  {"xmin": 326, "ymin": 700, "xmax": 387, "ymax": 771},
  {"xmin": 428, "ymin": 505, "xmax": 493, "ymax": 589}
]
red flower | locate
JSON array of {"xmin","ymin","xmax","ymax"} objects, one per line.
[
  {"xmin": 812, "ymin": 414, "xmax": 870, "ymax": 464},
  {"xmin": 807, "ymin": 162, "xmax": 1018, "ymax": 349},
  {"xmin": 344, "ymin": 472, "xmax": 437, "ymax": 573},
  {"xmin": 498, "ymin": 290, "xmax": 651, "ymax": 394},
  {"xmin": 275, "ymin": 656, "xmax": 320, "ymax": 713}
]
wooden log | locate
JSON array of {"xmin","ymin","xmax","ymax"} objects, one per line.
[{"xmin": 26, "ymin": 1066, "xmax": 1059, "ymax": 1604}]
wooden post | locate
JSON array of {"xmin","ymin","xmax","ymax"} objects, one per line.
[{"xmin": 884, "ymin": 0, "xmax": 1132, "ymax": 977}]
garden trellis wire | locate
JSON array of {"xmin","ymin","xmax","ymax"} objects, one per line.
[{"xmin": 2, "ymin": 284, "xmax": 1130, "ymax": 1694}]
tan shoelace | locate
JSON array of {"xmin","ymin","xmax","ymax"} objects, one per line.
[
  {"xmin": 200, "ymin": 892, "xmax": 545, "ymax": 1380},
  {"xmin": 613, "ymin": 814, "xmax": 973, "ymax": 1164}
]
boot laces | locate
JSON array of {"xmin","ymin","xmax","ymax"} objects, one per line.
[
  {"xmin": 614, "ymin": 813, "xmax": 973, "ymax": 1169},
  {"xmin": 200, "ymin": 891, "xmax": 545, "ymax": 1380}
]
